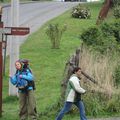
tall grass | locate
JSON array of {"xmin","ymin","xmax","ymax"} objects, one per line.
[{"xmin": 79, "ymin": 46, "xmax": 118, "ymax": 97}]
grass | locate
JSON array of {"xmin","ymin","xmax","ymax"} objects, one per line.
[
  {"xmin": 2, "ymin": 1, "xmax": 118, "ymax": 120},
  {"xmin": 20, "ymin": 1, "xmax": 101, "ymax": 114}
]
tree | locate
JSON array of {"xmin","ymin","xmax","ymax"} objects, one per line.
[{"xmin": 96, "ymin": 0, "xmax": 113, "ymax": 25}]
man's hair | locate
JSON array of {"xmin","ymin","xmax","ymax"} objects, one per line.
[{"xmin": 72, "ymin": 67, "xmax": 81, "ymax": 74}]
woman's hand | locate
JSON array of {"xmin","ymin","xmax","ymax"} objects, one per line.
[
  {"xmin": 19, "ymin": 75, "xmax": 22, "ymax": 78},
  {"xmin": 9, "ymin": 74, "xmax": 12, "ymax": 78}
]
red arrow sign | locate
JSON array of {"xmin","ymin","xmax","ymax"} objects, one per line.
[{"xmin": 5, "ymin": 27, "xmax": 30, "ymax": 35}]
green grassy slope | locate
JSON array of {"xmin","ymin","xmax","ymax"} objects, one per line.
[{"xmin": 2, "ymin": 2, "xmax": 103, "ymax": 120}]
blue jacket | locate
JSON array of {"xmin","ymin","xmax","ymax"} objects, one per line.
[{"xmin": 10, "ymin": 69, "xmax": 34, "ymax": 92}]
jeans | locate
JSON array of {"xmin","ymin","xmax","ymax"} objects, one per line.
[{"xmin": 55, "ymin": 101, "xmax": 87, "ymax": 120}]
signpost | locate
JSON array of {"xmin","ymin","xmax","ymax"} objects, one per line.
[
  {"xmin": 0, "ymin": 27, "xmax": 30, "ymax": 36},
  {"xmin": 0, "ymin": 21, "xmax": 3, "ymax": 117},
  {"xmin": 0, "ymin": 11, "xmax": 30, "ymax": 117}
]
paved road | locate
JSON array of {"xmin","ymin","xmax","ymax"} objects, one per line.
[{"xmin": 2, "ymin": 1, "xmax": 80, "ymax": 55}]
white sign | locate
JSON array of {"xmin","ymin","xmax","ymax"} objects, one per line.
[{"xmin": 0, "ymin": 28, "xmax": 11, "ymax": 34}]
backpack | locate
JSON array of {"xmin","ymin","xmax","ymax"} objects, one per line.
[{"xmin": 16, "ymin": 59, "xmax": 36, "ymax": 90}]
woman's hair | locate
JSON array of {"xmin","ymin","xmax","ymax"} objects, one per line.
[
  {"xmin": 16, "ymin": 59, "xmax": 29, "ymax": 68},
  {"xmin": 72, "ymin": 67, "xmax": 81, "ymax": 74},
  {"xmin": 15, "ymin": 59, "xmax": 32, "ymax": 73}
]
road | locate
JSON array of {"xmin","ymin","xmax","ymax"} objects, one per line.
[{"xmin": 2, "ymin": 1, "xmax": 79, "ymax": 55}]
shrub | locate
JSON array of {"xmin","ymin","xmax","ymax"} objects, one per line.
[
  {"xmin": 113, "ymin": 6, "xmax": 120, "ymax": 19},
  {"xmin": 112, "ymin": 20, "xmax": 120, "ymax": 43},
  {"xmin": 80, "ymin": 21, "xmax": 120, "ymax": 54},
  {"xmin": 72, "ymin": 4, "xmax": 91, "ymax": 19},
  {"xmin": 81, "ymin": 27, "xmax": 118, "ymax": 54},
  {"xmin": 100, "ymin": 23, "xmax": 114, "ymax": 36},
  {"xmin": 112, "ymin": 0, "xmax": 120, "ymax": 6},
  {"xmin": 101, "ymin": 20, "xmax": 120, "ymax": 42},
  {"xmin": 80, "ymin": 27, "xmax": 100, "ymax": 46},
  {"xmin": 46, "ymin": 24, "xmax": 66, "ymax": 49}
]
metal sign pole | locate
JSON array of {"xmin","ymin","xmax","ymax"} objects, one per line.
[
  {"xmin": 0, "ymin": 22, "xmax": 3, "ymax": 117},
  {"xmin": 0, "ymin": 40, "xmax": 2, "ymax": 117},
  {"xmin": 3, "ymin": 35, "xmax": 7, "ymax": 76}
]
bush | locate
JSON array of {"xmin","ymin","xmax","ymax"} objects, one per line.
[
  {"xmin": 46, "ymin": 24, "xmax": 66, "ymax": 49},
  {"xmin": 72, "ymin": 4, "xmax": 91, "ymax": 19},
  {"xmin": 80, "ymin": 21, "xmax": 120, "ymax": 54},
  {"xmin": 112, "ymin": 20, "xmax": 120, "ymax": 42},
  {"xmin": 80, "ymin": 27, "xmax": 100, "ymax": 46},
  {"xmin": 100, "ymin": 21, "xmax": 120, "ymax": 42},
  {"xmin": 113, "ymin": 6, "xmax": 120, "ymax": 19},
  {"xmin": 100, "ymin": 23, "xmax": 114, "ymax": 36},
  {"xmin": 81, "ymin": 27, "xmax": 117, "ymax": 54},
  {"xmin": 112, "ymin": 0, "xmax": 120, "ymax": 6}
]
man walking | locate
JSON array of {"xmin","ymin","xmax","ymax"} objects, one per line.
[{"xmin": 56, "ymin": 67, "xmax": 87, "ymax": 120}]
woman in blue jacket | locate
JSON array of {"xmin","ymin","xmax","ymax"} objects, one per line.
[{"xmin": 10, "ymin": 59, "xmax": 37, "ymax": 120}]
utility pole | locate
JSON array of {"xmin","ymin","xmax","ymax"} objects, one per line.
[{"xmin": 9, "ymin": 0, "xmax": 19, "ymax": 96}]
